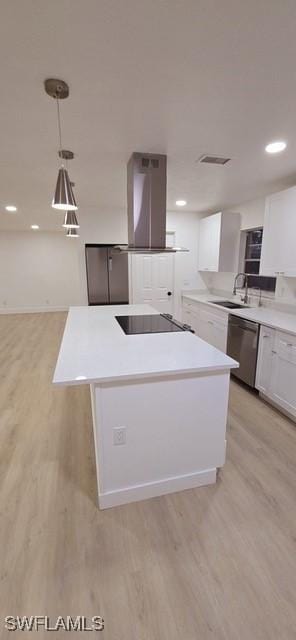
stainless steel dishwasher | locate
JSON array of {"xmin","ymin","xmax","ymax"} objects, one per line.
[{"xmin": 227, "ymin": 315, "xmax": 260, "ymax": 387}]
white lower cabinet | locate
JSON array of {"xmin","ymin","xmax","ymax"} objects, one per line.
[
  {"xmin": 256, "ymin": 326, "xmax": 296, "ymax": 418},
  {"xmin": 182, "ymin": 299, "xmax": 296, "ymax": 419},
  {"xmin": 255, "ymin": 326, "xmax": 275, "ymax": 395},
  {"xmin": 198, "ymin": 307, "xmax": 228, "ymax": 352},
  {"xmin": 182, "ymin": 299, "xmax": 228, "ymax": 353},
  {"xmin": 181, "ymin": 299, "xmax": 199, "ymax": 334}
]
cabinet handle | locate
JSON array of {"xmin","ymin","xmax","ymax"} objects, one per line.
[
  {"xmin": 207, "ymin": 320, "xmax": 213, "ymax": 325},
  {"xmin": 272, "ymin": 350, "xmax": 277, "ymax": 354},
  {"xmin": 262, "ymin": 335, "xmax": 270, "ymax": 339},
  {"xmin": 283, "ymin": 342, "xmax": 293, "ymax": 347}
]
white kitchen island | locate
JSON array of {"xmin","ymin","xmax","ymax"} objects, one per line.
[{"xmin": 53, "ymin": 305, "xmax": 238, "ymax": 509}]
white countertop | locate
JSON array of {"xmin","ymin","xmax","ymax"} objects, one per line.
[
  {"xmin": 53, "ymin": 304, "xmax": 238, "ymax": 386},
  {"xmin": 182, "ymin": 292, "xmax": 296, "ymax": 336}
]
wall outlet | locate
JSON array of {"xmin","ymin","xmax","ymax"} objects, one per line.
[{"xmin": 113, "ymin": 427, "xmax": 126, "ymax": 446}]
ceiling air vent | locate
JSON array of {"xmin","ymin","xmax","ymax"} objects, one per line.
[{"xmin": 199, "ymin": 154, "xmax": 231, "ymax": 165}]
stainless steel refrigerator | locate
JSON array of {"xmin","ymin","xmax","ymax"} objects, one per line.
[{"xmin": 85, "ymin": 245, "xmax": 129, "ymax": 305}]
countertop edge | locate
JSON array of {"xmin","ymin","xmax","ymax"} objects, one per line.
[
  {"xmin": 53, "ymin": 362, "xmax": 238, "ymax": 387},
  {"xmin": 182, "ymin": 294, "xmax": 296, "ymax": 336}
]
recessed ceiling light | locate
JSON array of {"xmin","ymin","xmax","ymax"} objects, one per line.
[
  {"xmin": 31, "ymin": 224, "xmax": 39, "ymax": 230},
  {"xmin": 5, "ymin": 205, "xmax": 17, "ymax": 212},
  {"xmin": 265, "ymin": 141, "xmax": 287, "ymax": 154},
  {"xmin": 176, "ymin": 200, "xmax": 187, "ymax": 207}
]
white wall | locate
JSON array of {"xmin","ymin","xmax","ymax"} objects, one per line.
[
  {"xmin": 0, "ymin": 207, "xmax": 128, "ymax": 313},
  {"xmin": 0, "ymin": 209, "xmax": 204, "ymax": 314},
  {"xmin": 0, "ymin": 231, "xmax": 85, "ymax": 313},
  {"xmin": 167, "ymin": 211, "xmax": 206, "ymax": 318}
]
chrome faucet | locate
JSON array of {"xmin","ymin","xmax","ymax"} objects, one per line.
[{"xmin": 233, "ymin": 272, "xmax": 249, "ymax": 304}]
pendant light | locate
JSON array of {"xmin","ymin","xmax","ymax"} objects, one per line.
[
  {"xmin": 44, "ymin": 79, "xmax": 78, "ymax": 211},
  {"xmin": 63, "ymin": 211, "xmax": 80, "ymax": 229},
  {"xmin": 53, "ymin": 167, "xmax": 77, "ymax": 211},
  {"xmin": 66, "ymin": 228, "xmax": 80, "ymax": 238}
]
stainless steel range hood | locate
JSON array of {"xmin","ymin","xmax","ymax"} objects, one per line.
[{"xmin": 115, "ymin": 152, "xmax": 188, "ymax": 253}]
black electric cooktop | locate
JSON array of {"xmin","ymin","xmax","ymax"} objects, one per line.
[{"xmin": 116, "ymin": 314, "xmax": 187, "ymax": 335}]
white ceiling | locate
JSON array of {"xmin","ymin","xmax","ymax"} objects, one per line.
[{"xmin": 1, "ymin": 0, "xmax": 296, "ymax": 231}]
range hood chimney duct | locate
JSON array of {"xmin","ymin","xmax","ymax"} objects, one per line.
[{"xmin": 115, "ymin": 152, "xmax": 187, "ymax": 253}]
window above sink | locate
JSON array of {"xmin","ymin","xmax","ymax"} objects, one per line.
[{"xmin": 242, "ymin": 228, "xmax": 276, "ymax": 293}]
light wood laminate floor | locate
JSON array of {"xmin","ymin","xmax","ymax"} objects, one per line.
[{"xmin": 0, "ymin": 312, "xmax": 295, "ymax": 639}]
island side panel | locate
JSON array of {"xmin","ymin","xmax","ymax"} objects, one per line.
[
  {"xmin": 90, "ymin": 384, "xmax": 103, "ymax": 502},
  {"xmin": 91, "ymin": 371, "xmax": 231, "ymax": 509}
]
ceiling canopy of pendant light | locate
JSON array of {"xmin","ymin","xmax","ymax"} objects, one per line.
[
  {"xmin": 63, "ymin": 210, "xmax": 80, "ymax": 228},
  {"xmin": 66, "ymin": 228, "xmax": 79, "ymax": 238},
  {"xmin": 44, "ymin": 78, "xmax": 78, "ymax": 212}
]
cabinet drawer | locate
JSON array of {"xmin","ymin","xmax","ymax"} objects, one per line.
[
  {"xmin": 182, "ymin": 298, "xmax": 200, "ymax": 312},
  {"xmin": 198, "ymin": 307, "xmax": 228, "ymax": 352},
  {"xmin": 199, "ymin": 305, "xmax": 228, "ymax": 327}
]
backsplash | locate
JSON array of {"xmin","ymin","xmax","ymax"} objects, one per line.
[{"xmin": 200, "ymin": 272, "xmax": 296, "ymax": 313}]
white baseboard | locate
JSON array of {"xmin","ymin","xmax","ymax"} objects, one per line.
[
  {"xmin": 0, "ymin": 306, "xmax": 69, "ymax": 314},
  {"xmin": 259, "ymin": 392, "xmax": 296, "ymax": 423},
  {"xmin": 98, "ymin": 468, "xmax": 217, "ymax": 509}
]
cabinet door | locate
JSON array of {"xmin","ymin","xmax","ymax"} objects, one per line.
[
  {"xmin": 260, "ymin": 188, "xmax": 296, "ymax": 277},
  {"xmin": 198, "ymin": 213, "xmax": 221, "ymax": 271},
  {"xmin": 198, "ymin": 308, "xmax": 228, "ymax": 352},
  {"xmin": 182, "ymin": 301, "xmax": 199, "ymax": 333},
  {"xmin": 255, "ymin": 326, "xmax": 275, "ymax": 394},
  {"xmin": 210, "ymin": 318, "xmax": 228, "ymax": 352},
  {"xmin": 189, "ymin": 310, "xmax": 200, "ymax": 335},
  {"xmin": 269, "ymin": 331, "xmax": 296, "ymax": 417},
  {"xmin": 197, "ymin": 310, "xmax": 213, "ymax": 344},
  {"xmin": 182, "ymin": 306, "xmax": 192, "ymax": 326}
]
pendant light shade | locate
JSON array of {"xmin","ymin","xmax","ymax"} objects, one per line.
[
  {"xmin": 63, "ymin": 211, "xmax": 80, "ymax": 229},
  {"xmin": 66, "ymin": 228, "xmax": 79, "ymax": 238},
  {"xmin": 52, "ymin": 167, "xmax": 78, "ymax": 211}
]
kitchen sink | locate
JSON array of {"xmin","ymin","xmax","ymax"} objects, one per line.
[{"xmin": 209, "ymin": 300, "xmax": 249, "ymax": 309}]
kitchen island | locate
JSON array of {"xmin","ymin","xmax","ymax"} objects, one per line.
[{"xmin": 53, "ymin": 305, "xmax": 238, "ymax": 508}]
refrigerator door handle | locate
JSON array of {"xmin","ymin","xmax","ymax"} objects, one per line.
[{"xmin": 108, "ymin": 256, "xmax": 113, "ymax": 272}]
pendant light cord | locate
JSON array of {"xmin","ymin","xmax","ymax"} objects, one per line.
[{"xmin": 56, "ymin": 96, "xmax": 63, "ymax": 163}]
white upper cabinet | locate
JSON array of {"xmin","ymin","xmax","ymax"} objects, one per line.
[
  {"xmin": 198, "ymin": 212, "xmax": 241, "ymax": 272},
  {"xmin": 260, "ymin": 186, "xmax": 296, "ymax": 277}
]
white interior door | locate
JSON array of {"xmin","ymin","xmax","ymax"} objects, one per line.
[{"xmin": 130, "ymin": 254, "xmax": 174, "ymax": 313}]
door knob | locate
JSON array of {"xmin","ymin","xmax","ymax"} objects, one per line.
[{"xmin": 167, "ymin": 291, "xmax": 172, "ymax": 296}]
